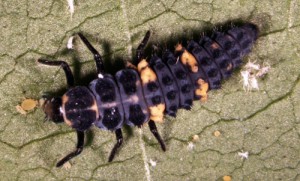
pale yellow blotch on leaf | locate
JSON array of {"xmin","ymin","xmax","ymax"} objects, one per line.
[
  {"xmin": 214, "ymin": 130, "xmax": 221, "ymax": 137},
  {"xmin": 16, "ymin": 98, "xmax": 38, "ymax": 115},
  {"xmin": 192, "ymin": 135, "xmax": 199, "ymax": 142},
  {"xmin": 21, "ymin": 99, "xmax": 38, "ymax": 111},
  {"xmin": 223, "ymin": 175, "xmax": 232, "ymax": 181}
]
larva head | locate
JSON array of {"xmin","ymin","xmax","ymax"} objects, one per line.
[
  {"xmin": 41, "ymin": 97, "xmax": 64, "ymax": 123},
  {"xmin": 243, "ymin": 23, "xmax": 259, "ymax": 41}
]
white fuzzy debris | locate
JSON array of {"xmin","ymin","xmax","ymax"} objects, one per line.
[
  {"xmin": 240, "ymin": 61, "xmax": 271, "ymax": 91},
  {"xmin": 16, "ymin": 105, "xmax": 26, "ymax": 115},
  {"xmin": 63, "ymin": 161, "xmax": 72, "ymax": 169},
  {"xmin": 238, "ymin": 151, "xmax": 249, "ymax": 159},
  {"xmin": 67, "ymin": 0, "xmax": 74, "ymax": 20},
  {"xmin": 67, "ymin": 36, "xmax": 74, "ymax": 49},
  {"xmin": 241, "ymin": 70, "xmax": 250, "ymax": 90},
  {"xmin": 187, "ymin": 142, "xmax": 195, "ymax": 151},
  {"xmin": 98, "ymin": 73, "xmax": 104, "ymax": 79},
  {"xmin": 149, "ymin": 159, "xmax": 157, "ymax": 167},
  {"xmin": 256, "ymin": 65, "xmax": 271, "ymax": 77},
  {"xmin": 249, "ymin": 76, "xmax": 259, "ymax": 90},
  {"xmin": 245, "ymin": 61, "xmax": 260, "ymax": 70}
]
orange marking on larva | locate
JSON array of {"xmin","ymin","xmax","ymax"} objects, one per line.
[
  {"xmin": 195, "ymin": 78, "xmax": 209, "ymax": 102},
  {"xmin": 62, "ymin": 94, "xmax": 69, "ymax": 105},
  {"xmin": 226, "ymin": 62, "xmax": 233, "ymax": 71},
  {"xmin": 211, "ymin": 42, "xmax": 219, "ymax": 49},
  {"xmin": 138, "ymin": 59, "xmax": 157, "ymax": 83},
  {"xmin": 61, "ymin": 95, "xmax": 73, "ymax": 127},
  {"xmin": 175, "ymin": 44, "xmax": 199, "ymax": 73},
  {"xmin": 64, "ymin": 118, "xmax": 73, "ymax": 127},
  {"xmin": 126, "ymin": 61, "xmax": 137, "ymax": 70},
  {"xmin": 149, "ymin": 103, "xmax": 165, "ymax": 122},
  {"xmin": 175, "ymin": 43, "xmax": 183, "ymax": 52},
  {"xmin": 90, "ymin": 100, "xmax": 99, "ymax": 120},
  {"xmin": 182, "ymin": 50, "xmax": 198, "ymax": 72}
]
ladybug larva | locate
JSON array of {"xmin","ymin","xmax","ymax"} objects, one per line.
[{"xmin": 38, "ymin": 22, "xmax": 258, "ymax": 167}]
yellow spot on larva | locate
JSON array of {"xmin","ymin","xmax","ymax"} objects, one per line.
[
  {"xmin": 223, "ymin": 175, "xmax": 232, "ymax": 181},
  {"xmin": 175, "ymin": 43, "xmax": 183, "ymax": 52},
  {"xmin": 226, "ymin": 62, "xmax": 233, "ymax": 71},
  {"xmin": 214, "ymin": 130, "xmax": 221, "ymax": 137},
  {"xmin": 175, "ymin": 44, "xmax": 199, "ymax": 73},
  {"xmin": 149, "ymin": 103, "xmax": 165, "ymax": 123},
  {"xmin": 62, "ymin": 94, "xmax": 69, "ymax": 105},
  {"xmin": 91, "ymin": 100, "xmax": 99, "ymax": 120},
  {"xmin": 126, "ymin": 61, "xmax": 137, "ymax": 70},
  {"xmin": 195, "ymin": 78, "xmax": 209, "ymax": 102},
  {"xmin": 211, "ymin": 42, "xmax": 220, "ymax": 49},
  {"xmin": 138, "ymin": 59, "xmax": 157, "ymax": 83},
  {"xmin": 62, "ymin": 95, "xmax": 72, "ymax": 127}
]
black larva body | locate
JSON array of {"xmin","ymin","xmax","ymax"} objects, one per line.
[{"xmin": 39, "ymin": 23, "xmax": 258, "ymax": 167}]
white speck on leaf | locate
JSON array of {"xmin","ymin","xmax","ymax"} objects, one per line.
[
  {"xmin": 187, "ymin": 142, "xmax": 195, "ymax": 150},
  {"xmin": 249, "ymin": 76, "xmax": 259, "ymax": 90},
  {"xmin": 67, "ymin": 0, "xmax": 74, "ymax": 20},
  {"xmin": 238, "ymin": 151, "xmax": 249, "ymax": 159},
  {"xmin": 67, "ymin": 36, "xmax": 74, "ymax": 49},
  {"xmin": 240, "ymin": 61, "xmax": 270, "ymax": 91},
  {"xmin": 16, "ymin": 105, "xmax": 27, "ymax": 115},
  {"xmin": 256, "ymin": 64, "xmax": 271, "ymax": 77},
  {"xmin": 245, "ymin": 61, "xmax": 260, "ymax": 70},
  {"xmin": 63, "ymin": 161, "xmax": 72, "ymax": 169},
  {"xmin": 241, "ymin": 70, "xmax": 250, "ymax": 90},
  {"xmin": 149, "ymin": 159, "xmax": 157, "ymax": 167}
]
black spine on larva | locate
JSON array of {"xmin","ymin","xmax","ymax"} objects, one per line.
[
  {"xmin": 199, "ymin": 36, "xmax": 234, "ymax": 79},
  {"xmin": 115, "ymin": 69, "xmax": 149, "ymax": 127},
  {"xmin": 211, "ymin": 31, "xmax": 243, "ymax": 68},
  {"xmin": 162, "ymin": 50, "xmax": 194, "ymax": 110},
  {"xmin": 187, "ymin": 40, "xmax": 222, "ymax": 89},
  {"xmin": 227, "ymin": 23, "xmax": 258, "ymax": 56},
  {"xmin": 149, "ymin": 55, "xmax": 180, "ymax": 117},
  {"xmin": 89, "ymin": 74, "xmax": 124, "ymax": 131}
]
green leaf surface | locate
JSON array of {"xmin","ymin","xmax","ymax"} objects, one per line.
[{"xmin": 1, "ymin": 0, "xmax": 300, "ymax": 180}]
